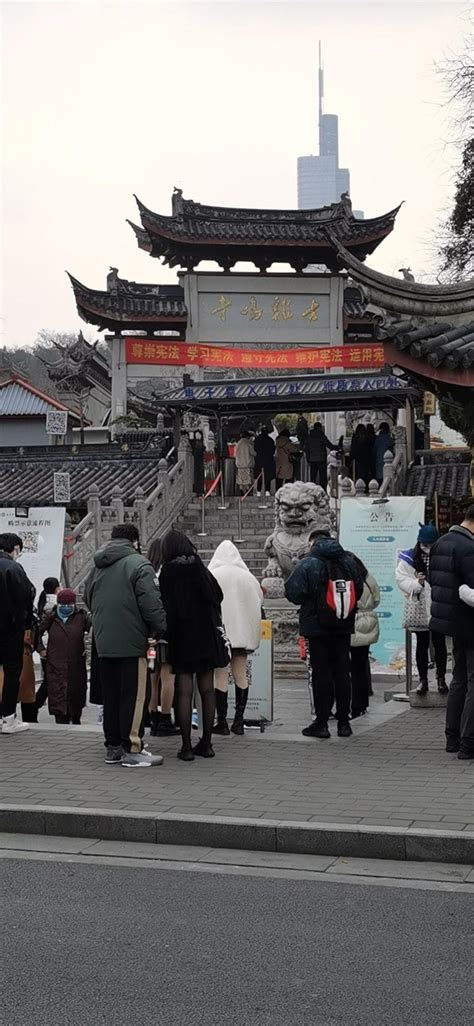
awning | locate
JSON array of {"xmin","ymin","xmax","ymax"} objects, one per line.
[{"xmin": 157, "ymin": 371, "xmax": 418, "ymax": 416}]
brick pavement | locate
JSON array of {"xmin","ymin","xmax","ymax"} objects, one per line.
[{"xmin": 1, "ymin": 704, "xmax": 473, "ymax": 832}]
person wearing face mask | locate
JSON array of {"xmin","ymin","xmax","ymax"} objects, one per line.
[
  {"xmin": 39, "ymin": 588, "xmax": 90, "ymax": 725},
  {"xmin": 0, "ymin": 533, "xmax": 36, "ymax": 735},
  {"xmin": 395, "ymin": 524, "xmax": 447, "ymax": 696}
]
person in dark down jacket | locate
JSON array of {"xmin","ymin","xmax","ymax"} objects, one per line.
[
  {"xmin": 305, "ymin": 423, "xmax": 336, "ymax": 490},
  {"xmin": 159, "ymin": 530, "xmax": 230, "ymax": 762},
  {"xmin": 429, "ymin": 505, "xmax": 474, "ymax": 760},
  {"xmin": 39, "ymin": 588, "xmax": 90, "ymax": 725},
  {"xmin": 0, "ymin": 533, "xmax": 35, "ymax": 735},
  {"xmin": 285, "ymin": 529, "xmax": 363, "ymax": 740},
  {"xmin": 254, "ymin": 426, "xmax": 276, "ymax": 495},
  {"xmin": 84, "ymin": 523, "xmax": 166, "ymax": 767}
]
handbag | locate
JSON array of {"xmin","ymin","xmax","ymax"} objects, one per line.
[{"xmin": 402, "ymin": 589, "xmax": 429, "ymax": 630}]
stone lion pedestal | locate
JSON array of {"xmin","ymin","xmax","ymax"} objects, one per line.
[{"xmin": 261, "ymin": 481, "xmax": 334, "ymax": 676}]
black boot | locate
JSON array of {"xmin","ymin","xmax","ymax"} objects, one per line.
[
  {"xmin": 437, "ymin": 677, "xmax": 448, "ymax": 695},
  {"xmin": 213, "ymin": 690, "xmax": 230, "ymax": 736},
  {"xmin": 231, "ymin": 686, "xmax": 248, "ymax": 736},
  {"xmin": 149, "ymin": 711, "xmax": 159, "ymax": 736},
  {"xmin": 416, "ymin": 679, "xmax": 429, "ymax": 696},
  {"xmin": 154, "ymin": 712, "xmax": 181, "ymax": 737}
]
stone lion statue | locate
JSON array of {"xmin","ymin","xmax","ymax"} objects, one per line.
[{"xmin": 262, "ymin": 481, "xmax": 333, "ymax": 596}]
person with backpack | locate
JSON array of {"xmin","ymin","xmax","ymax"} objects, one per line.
[{"xmin": 285, "ymin": 528, "xmax": 364, "ymax": 739}]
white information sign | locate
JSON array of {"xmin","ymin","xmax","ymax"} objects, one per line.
[
  {"xmin": 0, "ymin": 507, "xmax": 66, "ymax": 602},
  {"xmin": 339, "ymin": 496, "xmax": 425, "ymax": 667},
  {"xmin": 227, "ymin": 620, "xmax": 274, "ymax": 723}
]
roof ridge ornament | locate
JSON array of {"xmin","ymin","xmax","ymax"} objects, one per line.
[{"xmin": 172, "ymin": 186, "xmax": 184, "ymax": 216}]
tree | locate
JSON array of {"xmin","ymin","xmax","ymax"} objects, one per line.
[
  {"xmin": 437, "ymin": 24, "xmax": 474, "ymax": 281},
  {"xmin": 439, "ymin": 136, "xmax": 474, "ymax": 280}
]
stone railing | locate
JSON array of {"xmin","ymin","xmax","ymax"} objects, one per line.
[
  {"xmin": 64, "ymin": 440, "xmax": 194, "ymax": 592},
  {"xmin": 340, "ymin": 426, "xmax": 407, "ymax": 500}
]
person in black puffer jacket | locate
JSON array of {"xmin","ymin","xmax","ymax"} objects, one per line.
[
  {"xmin": 285, "ymin": 529, "xmax": 364, "ymax": 740},
  {"xmin": 429, "ymin": 505, "xmax": 474, "ymax": 760}
]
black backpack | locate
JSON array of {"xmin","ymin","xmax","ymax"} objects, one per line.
[{"xmin": 315, "ymin": 557, "xmax": 357, "ymax": 629}]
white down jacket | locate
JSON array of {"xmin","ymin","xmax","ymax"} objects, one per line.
[
  {"xmin": 208, "ymin": 541, "xmax": 263, "ymax": 652},
  {"xmin": 395, "ymin": 548, "xmax": 431, "ymax": 629},
  {"xmin": 351, "ymin": 572, "xmax": 380, "ymax": 648}
]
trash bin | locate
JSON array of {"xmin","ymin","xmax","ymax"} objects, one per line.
[{"xmin": 223, "ymin": 457, "xmax": 236, "ymax": 496}]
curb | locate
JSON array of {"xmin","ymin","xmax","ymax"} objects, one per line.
[{"xmin": 1, "ymin": 805, "xmax": 473, "ymax": 866}]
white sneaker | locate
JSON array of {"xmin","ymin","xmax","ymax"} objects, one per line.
[
  {"xmin": 121, "ymin": 750, "xmax": 163, "ymax": 768},
  {"xmin": 2, "ymin": 714, "xmax": 29, "ymax": 735}
]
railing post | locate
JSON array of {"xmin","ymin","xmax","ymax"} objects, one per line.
[
  {"xmin": 217, "ymin": 469, "xmax": 227, "ymax": 510},
  {"xmin": 405, "ymin": 629, "xmax": 412, "ymax": 696},
  {"xmin": 87, "ymin": 483, "xmax": 101, "ymax": 550},
  {"xmin": 258, "ymin": 470, "xmax": 268, "ymax": 509},
  {"xmin": 355, "ymin": 478, "xmax": 366, "ymax": 496},
  {"xmin": 197, "ymin": 497, "xmax": 207, "ymax": 537},
  {"xmin": 235, "ymin": 498, "xmax": 244, "ymax": 543},
  {"xmin": 383, "ymin": 450, "xmax": 394, "ymax": 494},
  {"xmin": 133, "ymin": 485, "xmax": 147, "ymax": 545},
  {"xmin": 110, "ymin": 484, "xmax": 124, "ymax": 524},
  {"xmin": 368, "ymin": 479, "xmax": 380, "ymax": 498},
  {"xmin": 157, "ymin": 458, "xmax": 169, "ymax": 513}
]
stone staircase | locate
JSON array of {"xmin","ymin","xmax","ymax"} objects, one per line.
[{"xmin": 177, "ymin": 495, "xmax": 275, "ymax": 576}]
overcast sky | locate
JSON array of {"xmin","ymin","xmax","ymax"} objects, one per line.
[{"xmin": 1, "ymin": 0, "xmax": 467, "ymax": 348}]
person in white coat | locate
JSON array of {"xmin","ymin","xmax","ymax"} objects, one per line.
[
  {"xmin": 347, "ymin": 554, "xmax": 380, "ymax": 717},
  {"xmin": 395, "ymin": 523, "xmax": 447, "ymax": 696},
  {"xmin": 208, "ymin": 540, "xmax": 263, "ymax": 735}
]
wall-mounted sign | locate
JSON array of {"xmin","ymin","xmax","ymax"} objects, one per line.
[
  {"xmin": 124, "ymin": 338, "xmax": 385, "ymax": 370},
  {"xmin": 423, "ymin": 392, "xmax": 436, "ymax": 416},
  {"xmin": 0, "ymin": 507, "xmax": 66, "ymax": 601},
  {"xmin": 183, "ymin": 273, "xmax": 343, "ymax": 345},
  {"xmin": 167, "ymin": 373, "xmax": 408, "ymax": 404},
  {"xmin": 339, "ymin": 496, "xmax": 425, "ymax": 667},
  {"xmin": 53, "ymin": 472, "xmax": 71, "ymax": 504},
  {"xmin": 46, "ymin": 410, "xmax": 68, "ymax": 435}
]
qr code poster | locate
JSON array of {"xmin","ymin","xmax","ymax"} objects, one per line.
[
  {"xmin": 46, "ymin": 410, "xmax": 68, "ymax": 435},
  {"xmin": 18, "ymin": 531, "xmax": 39, "ymax": 554},
  {"xmin": 54, "ymin": 472, "xmax": 71, "ymax": 503}
]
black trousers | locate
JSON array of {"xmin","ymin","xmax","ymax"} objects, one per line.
[
  {"xmin": 310, "ymin": 462, "xmax": 328, "ymax": 490},
  {"xmin": 415, "ymin": 630, "xmax": 447, "ymax": 680},
  {"xmin": 0, "ymin": 631, "xmax": 24, "ymax": 717},
  {"xmin": 308, "ymin": 634, "xmax": 351, "ymax": 724},
  {"xmin": 350, "ymin": 646, "xmax": 371, "ymax": 715},
  {"xmin": 446, "ymin": 642, "xmax": 474, "ymax": 753},
  {"xmin": 100, "ymin": 656, "xmax": 148, "ymax": 753}
]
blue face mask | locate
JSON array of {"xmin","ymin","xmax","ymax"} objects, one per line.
[{"xmin": 57, "ymin": 604, "xmax": 74, "ymax": 621}]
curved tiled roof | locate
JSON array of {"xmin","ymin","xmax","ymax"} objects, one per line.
[
  {"xmin": 68, "ymin": 273, "xmax": 187, "ymax": 333},
  {"xmin": 332, "ymin": 240, "xmax": 474, "ymax": 318},
  {"xmin": 386, "ymin": 321, "xmax": 474, "ymax": 370},
  {"xmin": 129, "ymin": 192, "xmax": 401, "ymax": 270}
]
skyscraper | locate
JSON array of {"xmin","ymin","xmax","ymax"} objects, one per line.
[{"xmin": 297, "ymin": 44, "xmax": 362, "ymax": 216}]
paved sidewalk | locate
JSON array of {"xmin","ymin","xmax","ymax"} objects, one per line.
[{"xmin": 2, "ymin": 702, "xmax": 473, "ymax": 832}]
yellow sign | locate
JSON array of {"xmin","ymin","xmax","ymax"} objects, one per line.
[
  {"xmin": 260, "ymin": 619, "xmax": 272, "ymax": 642},
  {"xmin": 423, "ymin": 392, "xmax": 436, "ymax": 416}
]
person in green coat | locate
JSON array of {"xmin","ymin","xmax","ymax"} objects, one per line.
[{"xmin": 84, "ymin": 523, "xmax": 166, "ymax": 767}]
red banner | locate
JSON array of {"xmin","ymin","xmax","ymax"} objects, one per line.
[{"xmin": 124, "ymin": 338, "xmax": 385, "ymax": 370}]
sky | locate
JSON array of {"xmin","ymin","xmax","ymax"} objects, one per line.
[{"xmin": 1, "ymin": 0, "xmax": 468, "ymax": 348}]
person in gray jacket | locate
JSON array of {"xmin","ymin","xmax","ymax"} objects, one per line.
[{"xmin": 84, "ymin": 523, "xmax": 166, "ymax": 767}]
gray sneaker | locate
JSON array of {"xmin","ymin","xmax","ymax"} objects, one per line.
[
  {"xmin": 105, "ymin": 745, "xmax": 125, "ymax": 764},
  {"xmin": 121, "ymin": 750, "xmax": 163, "ymax": 768}
]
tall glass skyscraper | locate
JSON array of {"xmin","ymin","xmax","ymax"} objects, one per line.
[{"xmin": 297, "ymin": 45, "xmax": 362, "ymax": 216}]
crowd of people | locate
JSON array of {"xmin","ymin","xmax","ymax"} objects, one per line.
[
  {"xmin": 230, "ymin": 418, "xmax": 395, "ymax": 496},
  {"xmin": 1, "ymin": 501, "xmax": 473, "ymax": 762}
]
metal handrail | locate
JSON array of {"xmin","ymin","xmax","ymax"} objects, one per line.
[
  {"xmin": 197, "ymin": 471, "xmax": 223, "ymax": 537},
  {"xmin": 235, "ymin": 471, "xmax": 264, "ymax": 543}
]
